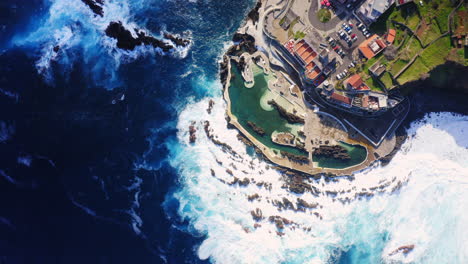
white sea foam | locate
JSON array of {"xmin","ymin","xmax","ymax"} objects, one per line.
[
  {"xmin": 170, "ymin": 87, "xmax": 468, "ymax": 264},
  {"xmin": 12, "ymin": 0, "xmax": 191, "ymax": 87}
]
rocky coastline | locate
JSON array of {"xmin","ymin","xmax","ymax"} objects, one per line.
[
  {"xmin": 81, "ymin": 0, "xmax": 191, "ymax": 52},
  {"xmin": 218, "ymin": 1, "xmax": 467, "ymax": 186}
]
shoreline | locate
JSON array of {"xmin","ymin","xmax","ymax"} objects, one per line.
[{"xmin": 219, "ymin": 1, "xmax": 468, "ymax": 178}]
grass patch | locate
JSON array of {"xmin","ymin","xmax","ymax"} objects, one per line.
[
  {"xmin": 419, "ymin": 20, "xmax": 442, "ymax": 46},
  {"xmin": 420, "ymin": 35, "xmax": 451, "ymax": 67},
  {"xmin": 317, "ymin": 8, "xmax": 331, "ymax": 23},
  {"xmin": 294, "ymin": 31, "xmax": 306, "ymax": 40},
  {"xmin": 389, "ymin": 59, "xmax": 408, "ymax": 75},
  {"xmin": 399, "ymin": 36, "xmax": 422, "ymax": 61},
  {"xmin": 397, "ymin": 57, "xmax": 429, "ymax": 84},
  {"xmin": 365, "ymin": 76, "xmax": 385, "ymax": 92},
  {"xmin": 380, "ymin": 72, "xmax": 394, "ymax": 88}
]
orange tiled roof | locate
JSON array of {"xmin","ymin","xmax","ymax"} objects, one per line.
[
  {"xmin": 387, "ymin": 29, "xmax": 396, "ymax": 43},
  {"xmin": 306, "ymin": 62, "xmax": 316, "ymax": 71},
  {"xmin": 294, "ymin": 40, "xmax": 305, "ymax": 50},
  {"xmin": 331, "ymin": 92, "xmax": 351, "ymax": 105},
  {"xmin": 346, "ymin": 74, "xmax": 363, "ymax": 89},
  {"xmin": 296, "ymin": 44, "xmax": 307, "ymax": 55},
  {"xmin": 304, "ymin": 52, "xmax": 317, "ymax": 64},
  {"xmin": 307, "ymin": 68, "xmax": 321, "ymax": 80},
  {"xmin": 300, "ymin": 47, "xmax": 313, "ymax": 57},
  {"xmin": 358, "ymin": 34, "xmax": 379, "ymax": 59}
]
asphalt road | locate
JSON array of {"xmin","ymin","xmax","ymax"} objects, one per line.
[{"xmin": 308, "ymin": 0, "xmax": 347, "ymax": 32}]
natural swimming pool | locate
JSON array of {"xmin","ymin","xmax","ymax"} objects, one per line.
[
  {"xmin": 312, "ymin": 141, "xmax": 367, "ymax": 169},
  {"xmin": 228, "ymin": 63, "xmax": 307, "ymax": 156}
]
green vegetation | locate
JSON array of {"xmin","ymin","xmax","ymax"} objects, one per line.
[
  {"xmin": 420, "ymin": 35, "xmax": 451, "ymax": 66},
  {"xmin": 399, "ymin": 36, "xmax": 422, "ymax": 61},
  {"xmin": 380, "ymin": 72, "xmax": 394, "ymax": 88},
  {"xmin": 397, "ymin": 57, "xmax": 429, "ymax": 83},
  {"xmin": 317, "ymin": 8, "xmax": 331, "ymax": 23},
  {"xmin": 293, "ymin": 31, "xmax": 306, "ymax": 40},
  {"xmin": 287, "ymin": 18, "xmax": 299, "ymax": 38},
  {"xmin": 418, "ymin": 19, "xmax": 442, "ymax": 46},
  {"xmin": 365, "ymin": 76, "xmax": 385, "ymax": 92}
]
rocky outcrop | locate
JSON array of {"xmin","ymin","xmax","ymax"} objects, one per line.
[
  {"xmin": 268, "ymin": 100, "xmax": 305, "ymax": 124},
  {"xmin": 219, "ymin": 56, "xmax": 229, "ymax": 88},
  {"xmin": 105, "ymin": 22, "xmax": 190, "ymax": 52},
  {"xmin": 247, "ymin": 121, "xmax": 266, "ymax": 136},
  {"xmin": 247, "ymin": 193, "xmax": 260, "ymax": 201},
  {"xmin": 389, "ymin": 245, "xmax": 415, "ymax": 256},
  {"xmin": 237, "ymin": 133, "xmax": 254, "ymax": 146},
  {"xmin": 229, "ymin": 33, "xmax": 257, "ymax": 55},
  {"xmin": 273, "ymin": 197, "xmax": 296, "ymax": 211},
  {"xmin": 268, "ymin": 215, "xmax": 293, "ymax": 230},
  {"xmin": 313, "ymin": 145, "xmax": 351, "ymax": 161},
  {"xmin": 189, "ymin": 122, "xmax": 196, "ymax": 143},
  {"xmin": 81, "ymin": 0, "xmax": 104, "ymax": 17},
  {"xmin": 296, "ymin": 198, "xmax": 318, "ymax": 210},
  {"xmin": 251, "ymin": 208, "xmax": 263, "ymax": 221},
  {"xmin": 247, "ymin": 1, "xmax": 262, "ymax": 24},
  {"xmin": 229, "ymin": 177, "xmax": 250, "ymax": 186},
  {"xmin": 280, "ymin": 151, "xmax": 309, "ymax": 164},
  {"xmin": 82, "ymin": 1, "xmax": 190, "ymax": 52},
  {"xmin": 207, "ymin": 99, "xmax": 215, "ymax": 114}
]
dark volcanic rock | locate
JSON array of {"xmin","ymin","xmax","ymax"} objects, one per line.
[
  {"xmin": 105, "ymin": 22, "xmax": 190, "ymax": 52},
  {"xmin": 268, "ymin": 100, "xmax": 305, "ymax": 124},
  {"xmin": 247, "ymin": 1, "xmax": 262, "ymax": 24},
  {"xmin": 189, "ymin": 123, "xmax": 196, "ymax": 143},
  {"xmin": 81, "ymin": 0, "xmax": 104, "ymax": 17},
  {"xmin": 207, "ymin": 99, "xmax": 215, "ymax": 114},
  {"xmin": 251, "ymin": 208, "xmax": 263, "ymax": 221},
  {"xmin": 313, "ymin": 145, "xmax": 351, "ymax": 161},
  {"xmin": 231, "ymin": 33, "xmax": 257, "ymax": 54},
  {"xmin": 247, "ymin": 121, "xmax": 265, "ymax": 136}
]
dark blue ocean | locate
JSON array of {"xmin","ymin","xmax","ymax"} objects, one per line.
[
  {"xmin": 2, "ymin": 1, "xmax": 468, "ymax": 263},
  {"xmin": 0, "ymin": 0, "xmax": 253, "ymax": 263}
]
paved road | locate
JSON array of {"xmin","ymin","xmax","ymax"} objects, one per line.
[{"xmin": 308, "ymin": 0, "xmax": 348, "ymax": 32}]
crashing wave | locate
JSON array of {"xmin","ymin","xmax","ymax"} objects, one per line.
[
  {"xmin": 11, "ymin": 0, "xmax": 192, "ymax": 87},
  {"xmin": 169, "ymin": 87, "xmax": 468, "ymax": 264}
]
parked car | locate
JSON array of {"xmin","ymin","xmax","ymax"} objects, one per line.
[
  {"xmin": 357, "ymin": 23, "xmax": 363, "ymax": 29},
  {"xmin": 349, "ymin": 62, "xmax": 355, "ymax": 68},
  {"xmin": 346, "ymin": 4, "xmax": 352, "ymax": 9},
  {"xmin": 342, "ymin": 23, "xmax": 347, "ymax": 28},
  {"xmin": 348, "ymin": 22, "xmax": 354, "ymax": 28},
  {"xmin": 343, "ymin": 69, "xmax": 348, "ymax": 74},
  {"xmin": 351, "ymin": 33, "xmax": 357, "ymax": 38}
]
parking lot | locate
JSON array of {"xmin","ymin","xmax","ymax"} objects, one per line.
[
  {"xmin": 306, "ymin": 0, "xmax": 372, "ymax": 83},
  {"xmin": 326, "ymin": 15, "xmax": 373, "ymax": 82}
]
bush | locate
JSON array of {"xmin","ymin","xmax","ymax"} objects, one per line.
[{"xmin": 317, "ymin": 9, "xmax": 331, "ymax": 23}]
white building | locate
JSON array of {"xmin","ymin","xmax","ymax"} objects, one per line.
[{"xmin": 357, "ymin": 0, "xmax": 395, "ymax": 24}]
